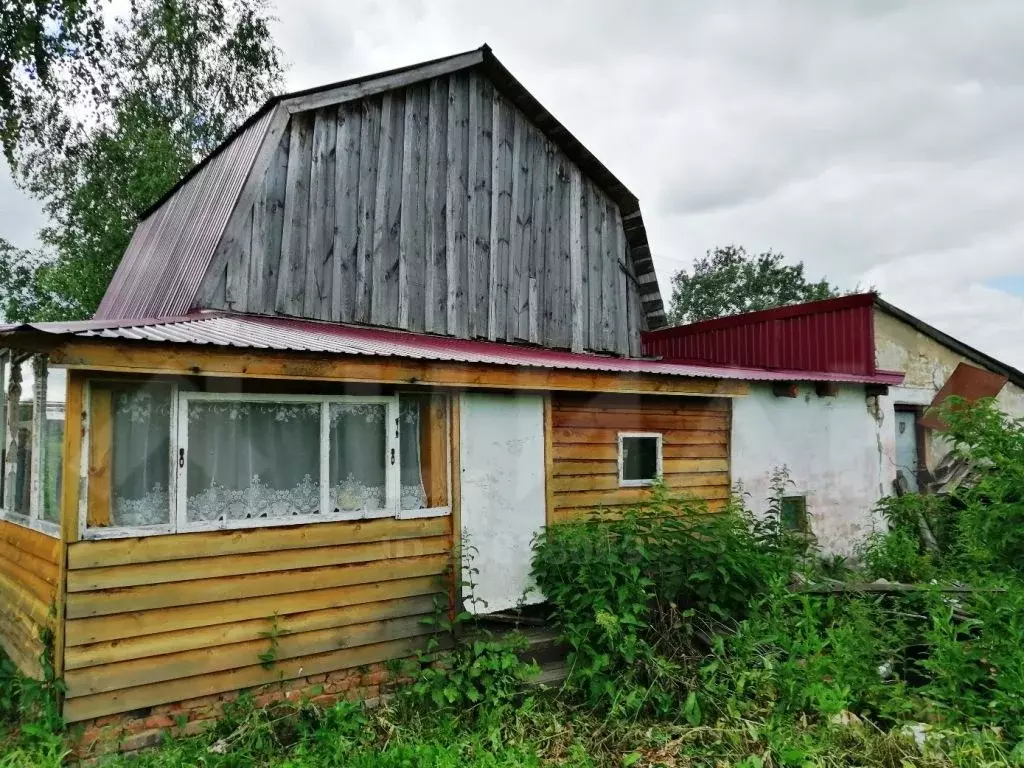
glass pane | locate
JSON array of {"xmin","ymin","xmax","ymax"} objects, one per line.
[
  {"xmin": 5, "ymin": 361, "xmax": 31, "ymax": 516},
  {"xmin": 399, "ymin": 395, "xmax": 448, "ymax": 510},
  {"xmin": 187, "ymin": 401, "xmax": 321, "ymax": 523},
  {"xmin": 329, "ymin": 403, "xmax": 387, "ymax": 513},
  {"xmin": 622, "ymin": 436, "xmax": 658, "ymax": 482},
  {"xmin": 111, "ymin": 385, "xmax": 172, "ymax": 527},
  {"xmin": 400, "ymin": 397, "xmax": 426, "ymax": 510},
  {"xmin": 781, "ymin": 496, "xmax": 807, "ymax": 532},
  {"xmin": 41, "ymin": 367, "xmax": 66, "ymax": 523}
]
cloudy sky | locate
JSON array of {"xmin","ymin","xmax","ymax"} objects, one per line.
[{"xmin": 2, "ymin": 1, "xmax": 1022, "ymax": 366}]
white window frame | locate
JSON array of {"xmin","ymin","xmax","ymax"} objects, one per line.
[
  {"xmin": 81, "ymin": 388, "xmax": 450, "ymax": 539},
  {"xmin": 0, "ymin": 354, "xmax": 60, "ymax": 538},
  {"xmin": 617, "ymin": 431, "xmax": 663, "ymax": 488}
]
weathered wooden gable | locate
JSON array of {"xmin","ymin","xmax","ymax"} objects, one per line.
[{"xmin": 196, "ymin": 68, "xmax": 649, "ymax": 355}]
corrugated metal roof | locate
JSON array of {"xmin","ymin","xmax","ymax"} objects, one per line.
[
  {"xmin": 94, "ymin": 108, "xmax": 276, "ymax": 321},
  {"xmin": 643, "ymin": 294, "xmax": 879, "ymax": 376},
  {"xmin": 1, "ymin": 313, "xmax": 904, "ymax": 385},
  {"xmin": 94, "ymin": 45, "xmax": 666, "ymax": 326}
]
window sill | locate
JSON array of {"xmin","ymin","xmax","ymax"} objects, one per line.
[
  {"xmin": 396, "ymin": 506, "xmax": 450, "ymax": 520},
  {"xmin": 81, "ymin": 507, "xmax": 452, "ymax": 540},
  {"xmin": 619, "ymin": 479, "xmax": 657, "ymax": 488},
  {"xmin": 0, "ymin": 510, "xmax": 60, "ymax": 538}
]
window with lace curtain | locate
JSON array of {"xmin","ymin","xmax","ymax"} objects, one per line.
[{"xmin": 83, "ymin": 384, "xmax": 449, "ymax": 538}]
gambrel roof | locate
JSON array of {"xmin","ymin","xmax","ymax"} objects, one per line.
[{"xmin": 95, "ymin": 45, "xmax": 666, "ymax": 328}]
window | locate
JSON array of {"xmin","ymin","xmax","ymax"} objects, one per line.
[
  {"xmin": 780, "ymin": 495, "xmax": 809, "ymax": 533},
  {"xmin": 84, "ymin": 385, "xmax": 450, "ymax": 538},
  {"xmin": 398, "ymin": 394, "xmax": 449, "ymax": 516},
  {"xmin": 91, "ymin": 383, "xmax": 174, "ymax": 530},
  {"xmin": 0, "ymin": 355, "xmax": 64, "ymax": 536},
  {"xmin": 618, "ymin": 432, "xmax": 662, "ymax": 487}
]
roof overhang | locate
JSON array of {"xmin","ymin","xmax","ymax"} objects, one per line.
[{"xmin": 0, "ymin": 313, "xmax": 904, "ymax": 394}]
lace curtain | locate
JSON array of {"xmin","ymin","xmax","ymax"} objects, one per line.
[
  {"xmin": 112, "ymin": 387, "xmax": 172, "ymax": 527},
  {"xmin": 106, "ymin": 392, "xmax": 433, "ymax": 528},
  {"xmin": 328, "ymin": 402, "xmax": 386, "ymax": 512},
  {"xmin": 399, "ymin": 398, "xmax": 427, "ymax": 510},
  {"xmin": 186, "ymin": 401, "xmax": 322, "ymax": 522}
]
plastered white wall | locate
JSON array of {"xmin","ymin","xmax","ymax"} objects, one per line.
[
  {"xmin": 459, "ymin": 393, "xmax": 546, "ymax": 614},
  {"xmin": 731, "ymin": 384, "xmax": 887, "ymax": 557},
  {"xmin": 874, "ymin": 309, "xmax": 1024, "ymax": 471}
]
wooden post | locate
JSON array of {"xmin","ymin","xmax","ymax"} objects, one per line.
[
  {"xmin": 543, "ymin": 394, "xmax": 555, "ymax": 526},
  {"xmin": 86, "ymin": 388, "xmax": 112, "ymax": 529},
  {"xmin": 30, "ymin": 356, "xmax": 48, "ymax": 521},
  {"xmin": 54, "ymin": 370, "xmax": 85, "ymax": 692},
  {"xmin": 448, "ymin": 394, "xmax": 462, "ymax": 617},
  {"xmin": 3, "ymin": 358, "xmax": 20, "ymax": 512}
]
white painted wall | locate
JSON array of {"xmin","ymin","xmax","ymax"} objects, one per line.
[
  {"xmin": 731, "ymin": 384, "xmax": 888, "ymax": 557},
  {"xmin": 459, "ymin": 392, "xmax": 547, "ymax": 614}
]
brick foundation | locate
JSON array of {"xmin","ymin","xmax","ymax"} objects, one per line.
[{"xmin": 72, "ymin": 662, "xmax": 408, "ymax": 761}]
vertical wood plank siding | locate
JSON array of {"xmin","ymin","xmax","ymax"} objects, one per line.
[
  {"xmin": 549, "ymin": 394, "xmax": 732, "ymax": 524},
  {"xmin": 203, "ymin": 71, "xmax": 644, "ymax": 355},
  {"xmin": 0, "ymin": 521, "xmax": 59, "ymax": 678},
  {"xmin": 61, "ymin": 517, "xmax": 452, "ymax": 723}
]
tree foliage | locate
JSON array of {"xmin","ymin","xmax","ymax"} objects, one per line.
[
  {"xmin": 668, "ymin": 245, "xmax": 843, "ymax": 325},
  {"xmin": 0, "ymin": 0, "xmax": 283, "ymax": 322},
  {"xmin": 0, "ymin": 0, "xmax": 107, "ymax": 162}
]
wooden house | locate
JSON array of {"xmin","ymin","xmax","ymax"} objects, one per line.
[{"xmin": 0, "ymin": 47, "xmax": 896, "ymax": 744}]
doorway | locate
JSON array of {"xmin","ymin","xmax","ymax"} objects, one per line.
[
  {"xmin": 459, "ymin": 392, "xmax": 547, "ymax": 614},
  {"xmin": 894, "ymin": 406, "xmax": 923, "ymax": 492}
]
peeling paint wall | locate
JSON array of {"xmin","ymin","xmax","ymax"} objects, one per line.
[
  {"xmin": 874, "ymin": 309, "xmax": 1024, "ymax": 471},
  {"xmin": 731, "ymin": 384, "xmax": 887, "ymax": 557}
]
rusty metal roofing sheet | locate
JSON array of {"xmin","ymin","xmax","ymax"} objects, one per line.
[
  {"xmin": 1, "ymin": 313, "xmax": 904, "ymax": 385},
  {"xmin": 94, "ymin": 108, "xmax": 275, "ymax": 321}
]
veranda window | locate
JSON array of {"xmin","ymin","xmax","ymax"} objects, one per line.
[
  {"xmin": 83, "ymin": 386, "xmax": 449, "ymax": 538},
  {"xmin": 0, "ymin": 354, "xmax": 65, "ymax": 535}
]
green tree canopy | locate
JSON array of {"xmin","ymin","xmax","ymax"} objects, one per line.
[
  {"xmin": 1, "ymin": 0, "xmax": 107, "ymax": 163},
  {"xmin": 0, "ymin": 0, "xmax": 283, "ymax": 322},
  {"xmin": 668, "ymin": 245, "xmax": 844, "ymax": 325}
]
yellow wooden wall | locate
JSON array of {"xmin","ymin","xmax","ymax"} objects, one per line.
[
  {"xmin": 61, "ymin": 517, "xmax": 451, "ymax": 723},
  {"xmin": 549, "ymin": 394, "xmax": 731, "ymax": 523},
  {"xmin": 0, "ymin": 521, "xmax": 59, "ymax": 678}
]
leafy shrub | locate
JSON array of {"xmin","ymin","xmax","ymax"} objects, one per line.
[
  {"xmin": 531, "ymin": 485, "xmax": 791, "ymax": 715},
  {"xmin": 405, "ymin": 540, "xmax": 538, "ymax": 720},
  {"xmin": 941, "ymin": 398, "xmax": 1024, "ymax": 575},
  {"xmin": 861, "ymin": 528, "xmax": 938, "ymax": 583},
  {"xmin": 410, "ymin": 631, "xmax": 538, "ymax": 715},
  {"xmin": 916, "ymin": 584, "xmax": 1024, "ymax": 740}
]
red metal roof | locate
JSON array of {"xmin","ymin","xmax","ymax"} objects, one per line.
[
  {"xmin": 643, "ymin": 294, "xmax": 879, "ymax": 376},
  {"xmin": 0, "ymin": 312, "xmax": 903, "ymax": 385}
]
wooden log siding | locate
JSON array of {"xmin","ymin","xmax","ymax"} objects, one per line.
[
  {"xmin": 201, "ymin": 72, "xmax": 644, "ymax": 356},
  {"xmin": 61, "ymin": 516, "xmax": 451, "ymax": 723},
  {"xmin": 0, "ymin": 521, "xmax": 59, "ymax": 678},
  {"xmin": 549, "ymin": 394, "xmax": 731, "ymax": 524}
]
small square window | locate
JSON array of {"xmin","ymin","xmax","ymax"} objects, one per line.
[
  {"xmin": 780, "ymin": 495, "xmax": 809, "ymax": 533},
  {"xmin": 618, "ymin": 433, "xmax": 662, "ymax": 486}
]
